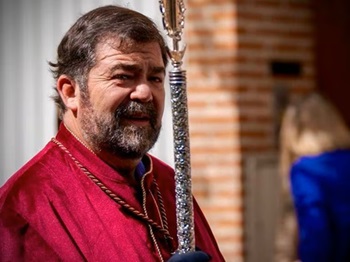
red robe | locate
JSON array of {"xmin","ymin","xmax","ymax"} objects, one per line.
[{"xmin": 0, "ymin": 124, "xmax": 225, "ymax": 261}]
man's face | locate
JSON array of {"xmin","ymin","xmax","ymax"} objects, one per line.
[{"xmin": 78, "ymin": 40, "xmax": 166, "ymax": 159}]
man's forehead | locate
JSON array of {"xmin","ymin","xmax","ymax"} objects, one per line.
[
  {"xmin": 94, "ymin": 39, "xmax": 165, "ymax": 70},
  {"xmin": 96, "ymin": 37, "xmax": 160, "ymax": 56},
  {"xmin": 97, "ymin": 39, "xmax": 160, "ymax": 54}
]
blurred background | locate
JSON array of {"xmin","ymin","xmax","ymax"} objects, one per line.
[{"xmin": 0, "ymin": 0, "xmax": 349, "ymax": 261}]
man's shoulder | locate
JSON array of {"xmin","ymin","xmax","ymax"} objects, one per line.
[
  {"xmin": 148, "ymin": 154, "xmax": 174, "ymax": 173},
  {"xmin": 147, "ymin": 154, "xmax": 175, "ymax": 184},
  {"xmin": 0, "ymin": 141, "xmax": 65, "ymax": 205}
]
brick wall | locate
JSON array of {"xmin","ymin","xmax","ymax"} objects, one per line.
[{"xmin": 186, "ymin": 0, "xmax": 316, "ymax": 261}]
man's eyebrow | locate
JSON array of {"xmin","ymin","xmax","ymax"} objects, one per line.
[
  {"xmin": 108, "ymin": 63, "xmax": 165, "ymax": 75},
  {"xmin": 150, "ymin": 66, "xmax": 166, "ymax": 75},
  {"xmin": 109, "ymin": 63, "xmax": 141, "ymax": 73}
]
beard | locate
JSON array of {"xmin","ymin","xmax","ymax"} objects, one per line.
[{"xmin": 80, "ymin": 100, "xmax": 161, "ymax": 159}]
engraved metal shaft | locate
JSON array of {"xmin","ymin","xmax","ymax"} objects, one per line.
[{"xmin": 158, "ymin": 0, "xmax": 195, "ymax": 253}]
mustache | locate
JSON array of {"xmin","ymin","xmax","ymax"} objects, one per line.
[{"xmin": 115, "ymin": 101, "xmax": 158, "ymax": 126}]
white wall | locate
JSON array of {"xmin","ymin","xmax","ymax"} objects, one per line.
[{"xmin": 0, "ymin": 0, "xmax": 174, "ymax": 185}]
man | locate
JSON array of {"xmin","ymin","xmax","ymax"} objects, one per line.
[{"xmin": 0, "ymin": 5, "xmax": 224, "ymax": 261}]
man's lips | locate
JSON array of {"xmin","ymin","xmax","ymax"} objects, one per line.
[{"xmin": 121, "ymin": 113, "xmax": 151, "ymax": 126}]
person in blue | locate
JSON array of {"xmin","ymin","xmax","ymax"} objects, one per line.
[{"xmin": 279, "ymin": 92, "xmax": 350, "ymax": 262}]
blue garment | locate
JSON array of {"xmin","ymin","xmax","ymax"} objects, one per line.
[
  {"xmin": 134, "ymin": 161, "xmax": 146, "ymax": 179},
  {"xmin": 291, "ymin": 149, "xmax": 350, "ymax": 262}
]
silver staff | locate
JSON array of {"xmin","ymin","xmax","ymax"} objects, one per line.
[{"xmin": 158, "ymin": 0, "xmax": 195, "ymax": 253}]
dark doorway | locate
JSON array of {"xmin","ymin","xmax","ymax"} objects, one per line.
[{"xmin": 314, "ymin": 0, "xmax": 350, "ymax": 126}]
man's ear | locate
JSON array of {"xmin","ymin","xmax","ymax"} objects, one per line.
[{"xmin": 56, "ymin": 75, "xmax": 79, "ymax": 112}]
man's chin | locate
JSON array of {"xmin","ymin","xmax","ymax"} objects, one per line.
[
  {"xmin": 110, "ymin": 147, "xmax": 148, "ymax": 160},
  {"xmin": 104, "ymin": 138, "xmax": 152, "ymax": 159}
]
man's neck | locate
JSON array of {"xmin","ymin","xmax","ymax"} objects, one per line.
[{"xmin": 97, "ymin": 150, "xmax": 141, "ymax": 180}]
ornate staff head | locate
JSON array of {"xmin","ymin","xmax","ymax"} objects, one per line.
[
  {"xmin": 158, "ymin": 0, "xmax": 195, "ymax": 254},
  {"xmin": 159, "ymin": 0, "xmax": 186, "ymax": 69}
]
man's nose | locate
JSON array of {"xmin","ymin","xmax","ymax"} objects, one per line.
[{"xmin": 130, "ymin": 82, "xmax": 153, "ymax": 103}]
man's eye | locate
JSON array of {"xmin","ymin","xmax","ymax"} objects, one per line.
[
  {"xmin": 113, "ymin": 74, "xmax": 132, "ymax": 80},
  {"xmin": 149, "ymin": 76, "xmax": 163, "ymax": 83}
]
